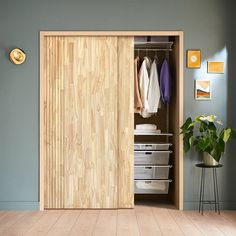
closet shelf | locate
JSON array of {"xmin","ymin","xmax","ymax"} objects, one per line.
[
  {"xmin": 134, "ymin": 41, "xmax": 174, "ymax": 50},
  {"xmin": 134, "ymin": 130, "xmax": 173, "ymax": 136}
]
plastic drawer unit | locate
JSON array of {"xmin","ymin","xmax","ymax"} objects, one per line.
[
  {"xmin": 134, "ymin": 165, "xmax": 172, "ymax": 180},
  {"xmin": 134, "ymin": 180, "xmax": 172, "ymax": 194},
  {"xmin": 134, "ymin": 151, "xmax": 171, "ymax": 165}
]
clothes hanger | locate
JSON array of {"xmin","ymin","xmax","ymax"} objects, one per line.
[
  {"xmin": 165, "ymin": 51, "xmax": 169, "ymax": 61},
  {"xmin": 144, "ymin": 48, "xmax": 153, "ymax": 64},
  {"xmin": 154, "ymin": 51, "xmax": 159, "ymax": 64}
]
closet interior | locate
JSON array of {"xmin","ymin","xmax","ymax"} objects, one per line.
[{"xmin": 133, "ymin": 36, "xmax": 180, "ymax": 207}]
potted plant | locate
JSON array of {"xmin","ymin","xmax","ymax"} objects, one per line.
[{"xmin": 181, "ymin": 114, "xmax": 236, "ymax": 166}]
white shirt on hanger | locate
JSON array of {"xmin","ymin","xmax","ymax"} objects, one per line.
[
  {"xmin": 139, "ymin": 57, "xmax": 160, "ymax": 118},
  {"xmin": 147, "ymin": 60, "xmax": 160, "ymax": 114}
]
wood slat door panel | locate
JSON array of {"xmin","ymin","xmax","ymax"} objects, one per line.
[
  {"xmin": 118, "ymin": 37, "xmax": 134, "ymax": 208},
  {"xmin": 43, "ymin": 36, "xmax": 133, "ymax": 209}
]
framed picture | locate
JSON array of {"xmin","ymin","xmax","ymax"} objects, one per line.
[
  {"xmin": 187, "ymin": 49, "xmax": 201, "ymax": 68},
  {"xmin": 195, "ymin": 80, "xmax": 211, "ymax": 100},
  {"xmin": 207, "ymin": 61, "xmax": 224, "ymax": 73}
]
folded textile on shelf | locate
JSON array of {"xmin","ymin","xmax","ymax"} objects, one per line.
[{"xmin": 136, "ymin": 124, "xmax": 157, "ymax": 130}]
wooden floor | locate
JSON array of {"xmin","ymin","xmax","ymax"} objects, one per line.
[{"xmin": 1, "ymin": 205, "xmax": 236, "ymax": 235}]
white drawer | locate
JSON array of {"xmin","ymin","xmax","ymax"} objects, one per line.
[
  {"xmin": 134, "ymin": 151, "xmax": 171, "ymax": 165},
  {"xmin": 134, "ymin": 180, "xmax": 171, "ymax": 194},
  {"xmin": 134, "ymin": 165, "xmax": 172, "ymax": 179}
]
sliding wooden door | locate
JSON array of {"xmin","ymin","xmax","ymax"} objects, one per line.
[{"xmin": 42, "ymin": 36, "xmax": 134, "ymax": 208}]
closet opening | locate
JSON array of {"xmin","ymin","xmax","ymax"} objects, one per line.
[{"xmin": 133, "ymin": 35, "xmax": 181, "ymax": 208}]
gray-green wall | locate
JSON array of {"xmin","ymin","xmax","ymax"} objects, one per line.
[{"xmin": 0, "ymin": 0, "xmax": 235, "ymax": 210}]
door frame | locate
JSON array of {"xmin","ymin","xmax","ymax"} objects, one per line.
[{"xmin": 40, "ymin": 31, "xmax": 184, "ymax": 210}]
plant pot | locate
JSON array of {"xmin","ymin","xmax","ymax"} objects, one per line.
[{"xmin": 203, "ymin": 152, "xmax": 219, "ymax": 166}]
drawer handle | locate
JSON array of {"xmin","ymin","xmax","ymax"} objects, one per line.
[
  {"xmin": 145, "ymin": 167, "xmax": 152, "ymax": 169},
  {"xmin": 145, "ymin": 152, "xmax": 152, "ymax": 155},
  {"xmin": 145, "ymin": 181, "xmax": 152, "ymax": 184},
  {"xmin": 145, "ymin": 145, "xmax": 152, "ymax": 147}
]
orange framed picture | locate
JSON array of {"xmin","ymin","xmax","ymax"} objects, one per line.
[
  {"xmin": 207, "ymin": 61, "xmax": 224, "ymax": 74},
  {"xmin": 195, "ymin": 80, "xmax": 211, "ymax": 100},
  {"xmin": 187, "ymin": 49, "xmax": 201, "ymax": 68}
]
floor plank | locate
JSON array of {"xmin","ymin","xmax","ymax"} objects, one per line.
[
  {"xmin": 152, "ymin": 207, "xmax": 184, "ymax": 236},
  {"xmin": 69, "ymin": 210, "xmax": 99, "ymax": 236},
  {"xmin": 93, "ymin": 210, "xmax": 117, "ymax": 236},
  {"xmin": 117, "ymin": 209, "xmax": 140, "ymax": 236},
  {"xmin": 46, "ymin": 210, "xmax": 81, "ymax": 236},
  {"xmin": 170, "ymin": 209, "xmax": 203, "ymax": 236},
  {"xmin": 205, "ymin": 212, "xmax": 236, "ymax": 236},
  {"xmin": 185, "ymin": 211, "xmax": 225, "ymax": 236},
  {"xmin": 24, "ymin": 210, "xmax": 63, "ymax": 236},
  {"xmin": 3, "ymin": 211, "xmax": 43, "ymax": 236},
  {"xmin": 135, "ymin": 205, "xmax": 162, "ymax": 236},
  {"xmin": 0, "ymin": 212, "xmax": 26, "ymax": 234},
  {"xmin": 0, "ymin": 211, "xmax": 8, "ymax": 221},
  {"xmin": 222, "ymin": 211, "xmax": 236, "ymax": 224}
]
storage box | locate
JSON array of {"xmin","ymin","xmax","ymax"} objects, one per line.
[
  {"xmin": 134, "ymin": 143, "xmax": 172, "ymax": 151},
  {"xmin": 134, "ymin": 165, "xmax": 172, "ymax": 180},
  {"xmin": 134, "ymin": 180, "xmax": 171, "ymax": 194},
  {"xmin": 134, "ymin": 151, "xmax": 171, "ymax": 165}
]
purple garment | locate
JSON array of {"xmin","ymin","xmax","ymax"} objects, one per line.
[{"xmin": 160, "ymin": 59, "xmax": 171, "ymax": 104}]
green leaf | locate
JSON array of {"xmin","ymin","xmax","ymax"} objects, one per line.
[
  {"xmin": 208, "ymin": 122, "xmax": 216, "ymax": 131},
  {"xmin": 210, "ymin": 146, "xmax": 222, "ymax": 162},
  {"xmin": 223, "ymin": 128, "xmax": 232, "ymax": 143},
  {"xmin": 189, "ymin": 136, "xmax": 195, "ymax": 146},
  {"xmin": 209, "ymin": 138, "xmax": 225, "ymax": 162},
  {"xmin": 180, "ymin": 117, "xmax": 192, "ymax": 132},
  {"xmin": 195, "ymin": 115, "xmax": 204, "ymax": 122},
  {"xmin": 196, "ymin": 138, "xmax": 208, "ymax": 152},
  {"xmin": 199, "ymin": 121, "xmax": 208, "ymax": 133},
  {"xmin": 183, "ymin": 136, "xmax": 191, "ymax": 153},
  {"xmin": 217, "ymin": 138, "xmax": 225, "ymax": 153},
  {"xmin": 183, "ymin": 131, "xmax": 194, "ymax": 153}
]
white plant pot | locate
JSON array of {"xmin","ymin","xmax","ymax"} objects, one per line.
[{"xmin": 203, "ymin": 152, "xmax": 219, "ymax": 166}]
